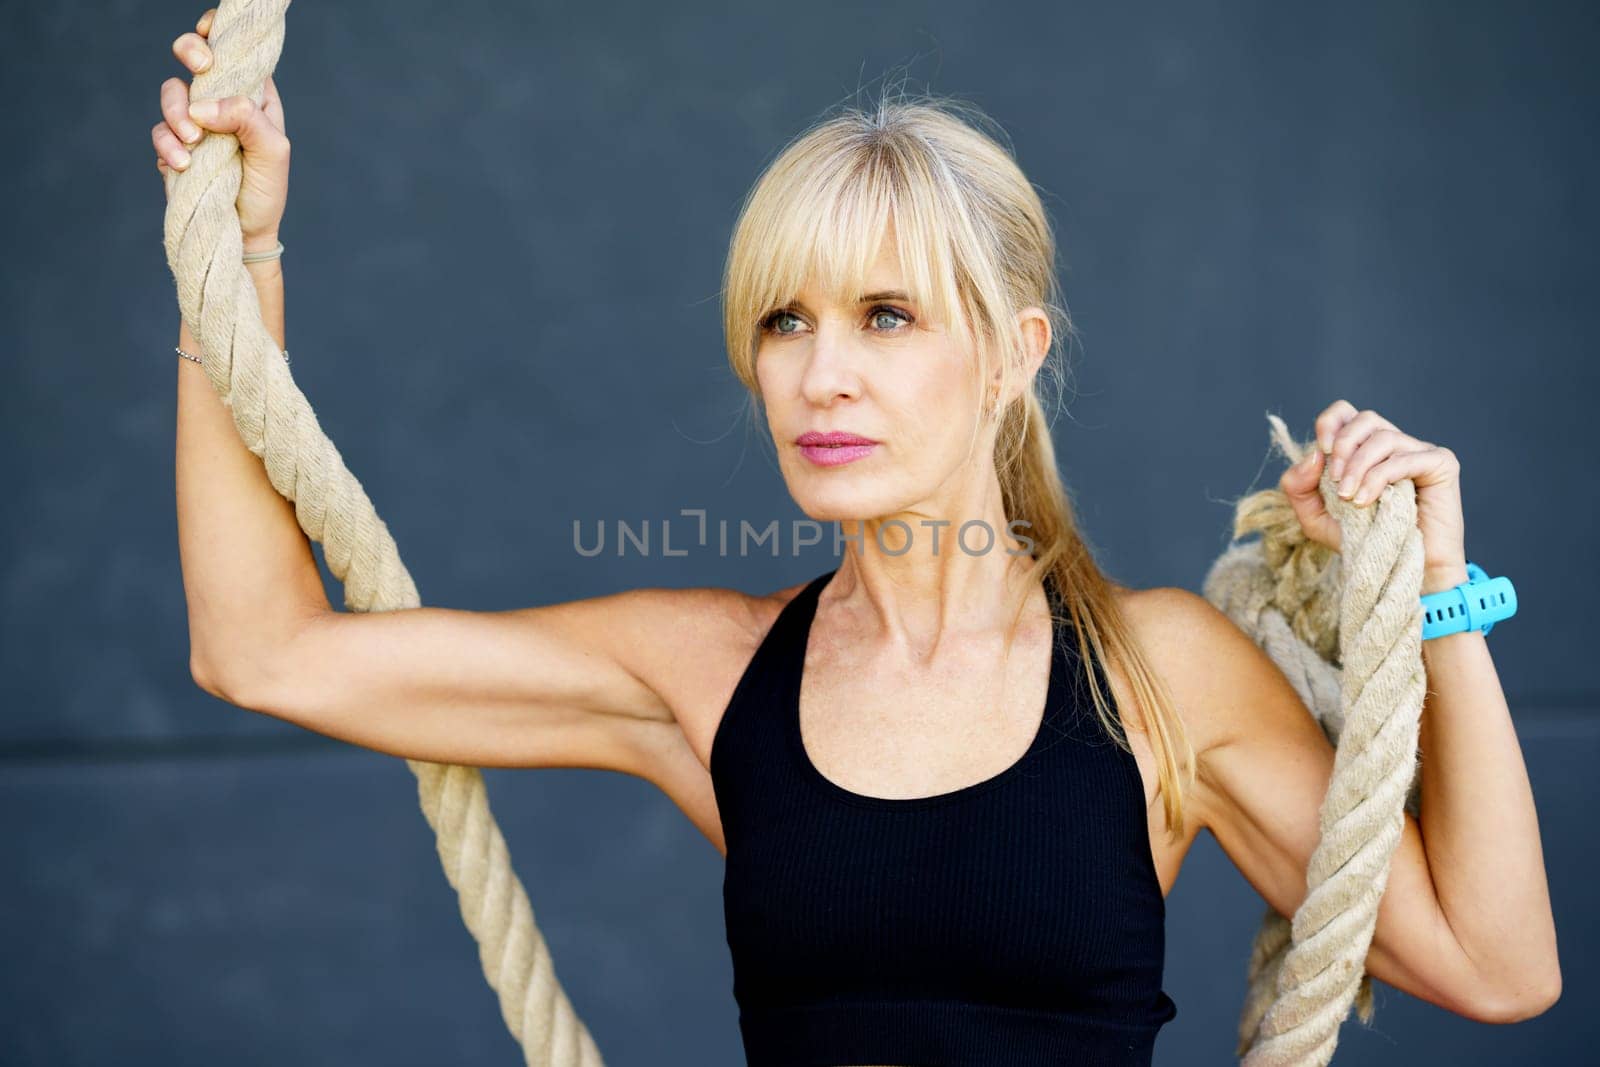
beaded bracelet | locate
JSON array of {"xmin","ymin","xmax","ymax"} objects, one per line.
[{"xmin": 175, "ymin": 345, "xmax": 289, "ymax": 367}]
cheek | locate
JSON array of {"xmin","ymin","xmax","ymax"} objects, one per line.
[
  {"xmin": 888, "ymin": 376, "xmax": 969, "ymax": 460},
  {"xmin": 918, "ymin": 357, "xmax": 981, "ymax": 425},
  {"xmin": 754, "ymin": 349, "xmax": 795, "ymax": 403}
]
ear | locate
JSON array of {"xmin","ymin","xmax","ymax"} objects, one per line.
[
  {"xmin": 992, "ymin": 306, "xmax": 1052, "ymax": 406},
  {"xmin": 1019, "ymin": 306, "xmax": 1051, "ymax": 381}
]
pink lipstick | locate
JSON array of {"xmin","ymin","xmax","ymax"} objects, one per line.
[{"xmin": 796, "ymin": 430, "xmax": 878, "ymax": 468}]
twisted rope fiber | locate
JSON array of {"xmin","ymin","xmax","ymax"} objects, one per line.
[
  {"xmin": 1203, "ymin": 414, "xmax": 1427, "ymax": 1065},
  {"xmin": 162, "ymin": 2, "xmax": 602, "ymax": 1063}
]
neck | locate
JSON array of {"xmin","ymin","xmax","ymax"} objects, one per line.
[{"xmin": 827, "ymin": 470, "xmax": 1042, "ymax": 655}]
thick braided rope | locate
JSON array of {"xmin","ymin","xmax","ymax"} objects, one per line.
[
  {"xmin": 1202, "ymin": 414, "xmax": 1427, "ymax": 1065},
  {"xmin": 162, "ymin": 3, "xmax": 603, "ymax": 1063}
]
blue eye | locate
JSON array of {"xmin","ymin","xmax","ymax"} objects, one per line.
[
  {"xmin": 762, "ymin": 310, "xmax": 802, "ymax": 335},
  {"xmin": 868, "ymin": 305, "xmax": 912, "ymax": 331},
  {"xmin": 758, "ymin": 305, "xmax": 915, "ymax": 336}
]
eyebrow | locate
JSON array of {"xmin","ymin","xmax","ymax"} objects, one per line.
[{"xmin": 781, "ymin": 290, "xmax": 915, "ymax": 311}]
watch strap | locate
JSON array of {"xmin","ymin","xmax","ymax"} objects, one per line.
[{"xmin": 1421, "ymin": 561, "xmax": 1518, "ymax": 639}]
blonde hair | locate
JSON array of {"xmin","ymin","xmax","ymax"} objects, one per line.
[{"xmin": 719, "ymin": 87, "xmax": 1197, "ymax": 841}]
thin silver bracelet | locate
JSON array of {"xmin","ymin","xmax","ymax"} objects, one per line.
[
  {"xmin": 176, "ymin": 345, "xmax": 289, "ymax": 367},
  {"xmin": 241, "ymin": 239, "xmax": 285, "ymax": 263}
]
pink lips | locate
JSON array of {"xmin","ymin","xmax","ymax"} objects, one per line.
[{"xmin": 796, "ymin": 430, "xmax": 879, "ymax": 468}]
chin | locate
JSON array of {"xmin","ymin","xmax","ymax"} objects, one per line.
[{"xmin": 791, "ymin": 478, "xmax": 917, "ymax": 527}]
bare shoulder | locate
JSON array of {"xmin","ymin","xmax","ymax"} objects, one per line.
[
  {"xmin": 612, "ymin": 575, "xmax": 816, "ymax": 766},
  {"xmin": 1108, "ymin": 583, "xmax": 1244, "ymax": 762},
  {"xmin": 606, "ymin": 575, "xmax": 820, "ymax": 856}
]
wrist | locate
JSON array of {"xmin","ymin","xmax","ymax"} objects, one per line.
[
  {"xmin": 244, "ymin": 257, "xmax": 283, "ymax": 283},
  {"xmin": 1421, "ymin": 562, "xmax": 1471, "ymax": 595},
  {"xmin": 242, "ymin": 230, "xmax": 281, "ymax": 255}
]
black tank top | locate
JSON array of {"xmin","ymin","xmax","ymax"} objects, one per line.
[{"xmin": 710, "ymin": 568, "xmax": 1178, "ymax": 1066}]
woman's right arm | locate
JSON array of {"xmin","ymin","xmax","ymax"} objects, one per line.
[
  {"xmin": 158, "ymin": 10, "xmax": 311, "ymax": 695},
  {"xmin": 158, "ymin": 10, "xmax": 729, "ymax": 781}
]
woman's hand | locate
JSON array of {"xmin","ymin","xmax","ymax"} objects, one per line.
[
  {"xmin": 153, "ymin": 7, "xmax": 290, "ymax": 249},
  {"xmin": 1279, "ymin": 399, "xmax": 1468, "ymax": 586}
]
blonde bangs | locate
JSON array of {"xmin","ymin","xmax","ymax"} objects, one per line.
[{"xmin": 721, "ymin": 121, "xmax": 974, "ymax": 394}]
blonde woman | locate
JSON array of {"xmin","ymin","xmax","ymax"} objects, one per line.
[{"xmin": 155, "ymin": 7, "xmax": 1558, "ymax": 1065}]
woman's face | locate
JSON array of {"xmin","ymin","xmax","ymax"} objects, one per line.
[{"xmin": 755, "ymin": 232, "xmax": 993, "ymax": 529}]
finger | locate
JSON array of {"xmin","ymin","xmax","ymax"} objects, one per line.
[
  {"xmin": 1347, "ymin": 448, "xmax": 1436, "ymax": 508},
  {"xmin": 1336, "ymin": 426, "xmax": 1411, "ymax": 499},
  {"xmin": 187, "ymin": 95, "xmax": 287, "ymax": 158},
  {"xmin": 1278, "ymin": 450, "xmax": 1341, "ymax": 551},
  {"xmin": 151, "ymin": 119, "xmax": 192, "ymax": 171},
  {"xmin": 161, "ymin": 76, "xmax": 202, "ymax": 145},
  {"xmin": 1327, "ymin": 408, "xmax": 1397, "ymax": 482},
  {"xmin": 171, "ymin": 31, "xmax": 212, "ymax": 74},
  {"xmin": 1314, "ymin": 399, "xmax": 1358, "ymax": 453},
  {"xmin": 1280, "ymin": 443, "xmax": 1324, "ymax": 490},
  {"xmin": 260, "ymin": 75, "xmax": 287, "ymax": 136},
  {"xmin": 1280, "ymin": 447, "xmax": 1332, "ymax": 503},
  {"xmin": 198, "ymin": 8, "xmax": 217, "ymax": 37}
]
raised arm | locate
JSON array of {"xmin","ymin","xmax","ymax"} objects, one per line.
[
  {"xmin": 156, "ymin": 10, "xmax": 748, "ymax": 801},
  {"xmin": 158, "ymin": 9, "xmax": 302, "ymax": 687}
]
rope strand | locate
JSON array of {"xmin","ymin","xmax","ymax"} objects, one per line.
[{"xmin": 162, "ymin": 3, "xmax": 601, "ymax": 1063}]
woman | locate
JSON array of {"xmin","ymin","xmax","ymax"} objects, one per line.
[{"xmin": 154, "ymin": 7, "xmax": 1559, "ymax": 1065}]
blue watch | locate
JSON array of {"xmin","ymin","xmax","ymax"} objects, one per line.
[{"xmin": 1420, "ymin": 561, "xmax": 1517, "ymax": 640}]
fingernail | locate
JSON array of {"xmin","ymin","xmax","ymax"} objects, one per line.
[
  {"xmin": 1338, "ymin": 476, "xmax": 1354, "ymax": 497},
  {"xmin": 1330, "ymin": 456, "xmax": 1344, "ymax": 481},
  {"xmin": 181, "ymin": 122, "xmax": 201, "ymax": 144},
  {"xmin": 173, "ymin": 148, "xmax": 191, "ymax": 169},
  {"xmin": 188, "ymin": 100, "xmax": 217, "ymax": 122}
]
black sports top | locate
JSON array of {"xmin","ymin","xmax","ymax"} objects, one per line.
[{"xmin": 710, "ymin": 568, "xmax": 1177, "ymax": 1066}]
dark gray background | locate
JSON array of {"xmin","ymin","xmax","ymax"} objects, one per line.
[{"xmin": 3, "ymin": 0, "xmax": 1594, "ymax": 1063}]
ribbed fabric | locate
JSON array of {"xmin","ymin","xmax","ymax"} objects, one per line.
[{"xmin": 710, "ymin": 568, "xmax": 1177, "ymax": 1067}]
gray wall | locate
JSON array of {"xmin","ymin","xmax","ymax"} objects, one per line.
[{"xmin": 4, "ymin": 0, "xmax": 1594, "ymax": 1063}]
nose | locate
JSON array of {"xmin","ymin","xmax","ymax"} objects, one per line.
[{"xmin": 798, "ymin": 321, "xmax": 863, "ymax": 407}]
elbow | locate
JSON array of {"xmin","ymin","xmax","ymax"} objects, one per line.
[
  {"xmin": 1469, "ymin": 967, "xmax": 1562, "ymax": 1024},
  {"xmin": 189, "ymin": 648, "xmax": 254, "ymax": 707},
  {"xmin": 189, "ymin": 651, "xmax": 240, "ymax": 704},
  {"xmin": 191, "ymin": 609, "xmax": 318, "ymax": 711}
]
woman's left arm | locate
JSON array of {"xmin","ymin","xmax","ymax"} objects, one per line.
[
  {"xmin": 1187, "ymin": 399, "xmax": 1559, "ymax": 1024},
  {"xmin": 1412, "ymin": 563, "xmax": 1560, "ymax": 1018}
]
